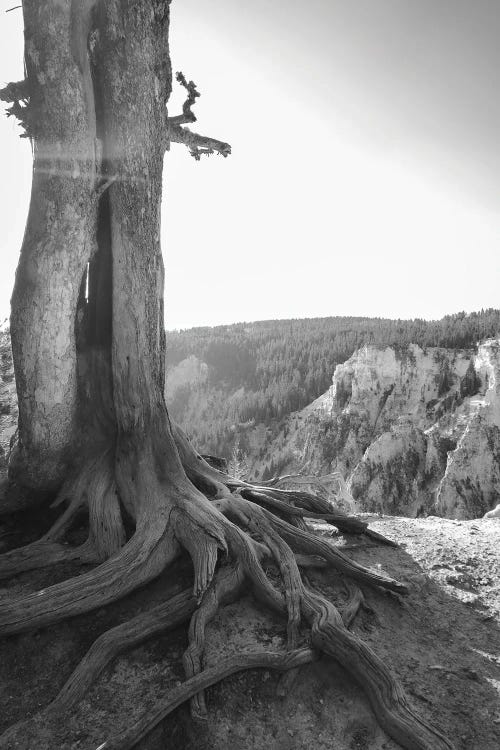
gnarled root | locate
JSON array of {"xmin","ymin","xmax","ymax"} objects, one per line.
[
  {"xmin": 305, "ymin": 591, "xmax": 454, "ymax": 750},
  {"xmin": 214, "ymin": 495, "xmax": 453, "ymax": 750},
  {"xmin": 50, "ymin": 586, "xmax": 198, "ymax": 714},
  {"xmin": 0, "ymin": 526, "xmax": 174, "ymax": 635},
  {"xmin": 98, "ymin": 649, "xmax": 318, "ymax": 750},
  {"xmin": 182, "ymin": 563, "xmax": 245, "ymax": 719},
  {"xmin": 341, "ymin": 582, "xmax": 368, "ymax": 629},
  {"xmin": 218, "ymin": 494, "xmax": 407, "ymax": 595},
  {"xmin": 0, "ymin": 538, "xmax": 98, "ymax": 581},
  {"xmin": 0, "ymin": 451, "xmax": 124, "ymax": 580},
  {"xmin": 171, "ymin": 422, "xmax": 397, "ymax": 546},
  {"xmin": 0, "ymin": 428, "xmax": 454, "ymax": 750}
]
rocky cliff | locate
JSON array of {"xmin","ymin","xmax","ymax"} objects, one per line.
[{"xmin": 255, "ymin": 341, "xmax": 500, "ymax": 519}]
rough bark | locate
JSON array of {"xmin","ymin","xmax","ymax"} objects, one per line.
[{"xmin": 8, "ymin": 0, "xmax": 98, "ymax": 491}]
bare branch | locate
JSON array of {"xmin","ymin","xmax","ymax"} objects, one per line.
[
  {"xmin": 167, "ymin": 122, "xmax": 231, "ymax": 160},
  {"xmin": 167, "ymin": 71, "xmax": 200, "ymax": 126},
  {"xmin": 164, "ymin": 72, "xmax": 231, "ymax": 159}
]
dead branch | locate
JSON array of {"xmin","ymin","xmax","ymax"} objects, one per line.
[
  {"xmin": 166, "ymin": 71, "xmax": 200, "ymax": 125},
  {"xmin": 164, "ymin": 72, "xmax": 231, "ymax": 159},
  {"xmin": 167, "ymin": 122, "xmax": 231, "ymax": 160}
]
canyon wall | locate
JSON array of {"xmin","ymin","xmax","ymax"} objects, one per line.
[{"xmin": 255, "ymin": 341, "xmax": 500, "ymax": 519}]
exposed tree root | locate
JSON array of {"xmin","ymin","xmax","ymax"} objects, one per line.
[
  {"xmin": 259, "ymin": 470, "xmax": 356, "ymax": 510},
  {"xmin": 49, "ymin": 587, "xmax": 197, "ymax": 715},
  {"xmin": 275, "ymin": 581, "xmax": 367, "ymax": 699},
  {"xmin": 98, "ymin": 649, "xmax": 318, "ymax": 750},
  {"xmin": 46, "ymin": 554, "xmax": 318, "ymax": 718},
  {"xmin": 0, "ymin": 538, "xmax": 98, "ymax": 581},
  {"xmin": 237, "ymin": 487, "xmax": 355, "ymax": 522},
  {"xmin": 223, "ymin": 499, "xmax": 453, "ymax": 750},
  {"xmin": 0, "ymin": 451, "xmax": 122, "ymax": 580},
  {"xmin": 182, "ymin": 563, "xmax": 245, "ymax": 718},
  {"xmin": 304, "ymin": 591, "xmax": 454, "ymax": 750},
  {"xmin": 229, "ymin": 496, "xmax": 408, "ymax": 594},
  {"xmin": 0, "ymin": 527, "xmax": 174, "ymax": 635},
  {"xmin": 0, "ymin": 430, "xmax": 454, "ymax": 750},
  {"xmin": 341, "ymin": 582, "xmax": 368, "ymax": 629},
  {"xmin": 275, "ymin": 579, "xmax": 364, "ymax": 699},
  {"xmin": 172, "ymin": 422, "xmax": 398, "ymax": 547}
]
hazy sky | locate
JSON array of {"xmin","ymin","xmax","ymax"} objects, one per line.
[{"xmin": 0, "ymin": 0, "xmax": 499, "ymax": 329}]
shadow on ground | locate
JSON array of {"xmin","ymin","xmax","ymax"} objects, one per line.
[{"xmin": 0, "ymin": 513, "xmax": 499, "ymax": 750}]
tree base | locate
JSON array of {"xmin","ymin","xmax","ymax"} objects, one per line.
[
  {"xmin": 1, "ymin": 522, "xmax": 480, "ymax": 750},
  {"xmin": 0, "ymin": 437, "xmax": 457, "ymax": 750}
]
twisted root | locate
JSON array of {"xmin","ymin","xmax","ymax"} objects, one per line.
[{"xmin": 0, "ymin": 434, "xmax": 454, "ymax": 750}]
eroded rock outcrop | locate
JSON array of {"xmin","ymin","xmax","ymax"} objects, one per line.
[
  {"xmin": 435, "ymin": 340, "xmax": 500, "ymax": 518},
  {"xmin": 349, "ymin": 419, "xmax": 450, "ymax": 516},
  {"xmin": 258, "ymin": 341, "xmax": 500, "ymax": 519}
]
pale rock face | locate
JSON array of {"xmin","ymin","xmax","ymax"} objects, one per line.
[
  {"xmin": 350, "ymin": 419, "xmax": 448, "ymax": 516},
  {"xmin": 327, "ymin": 343, "xmax": 472, "ymax": 432},
  {"xmin": 475, "ymin": 339, "xmax": 500, "ymax": 418},
  {"xmin": 435, "ymin": 340, "xmax": 500, "ymax": 518},
  {"xmin": 436, "ymin": 415, "xmax": 500, "ymax": 518},
  {"xmin": 259, "ymin": 340, "xmax": 500, "ymax": 519}
]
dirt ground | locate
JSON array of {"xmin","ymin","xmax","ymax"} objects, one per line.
[{"xmin": 0, "ymin": 514, "xmax": 499, "ymax": 750}]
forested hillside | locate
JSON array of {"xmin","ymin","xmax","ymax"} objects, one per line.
[{"xmin": 165, "ymin": 309, "xmax": 500, "ymax": 460}]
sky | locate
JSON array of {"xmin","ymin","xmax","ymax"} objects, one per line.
[{"xmin": 0, "ymin": 0, "xmax": 499, "ymax": 330}]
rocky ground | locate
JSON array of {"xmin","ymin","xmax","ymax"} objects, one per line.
[{"xmin": 0, "ymin": 513, "xmax": 499, "ymax": 749}]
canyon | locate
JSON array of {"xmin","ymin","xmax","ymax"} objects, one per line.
[{"xmin": 240, "ymin": 340, "xmax": 500, "ymax": 519}]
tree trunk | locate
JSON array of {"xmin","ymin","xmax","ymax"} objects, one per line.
[
  {"xmin": 9, "ymin": 0, "xmax": 98, "ymax": 491},
  {"xmin": 0, "ymin": 4, "xmax": 455, "ymax": 750}
]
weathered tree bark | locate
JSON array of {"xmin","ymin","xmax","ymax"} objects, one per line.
[
  {"xmin": 0, "ymin": 3, "xmax": 455, "ymax": 749},
  {"xmin": 8, "ymin": 0, "xmax": 98, "ymax": 491}
]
